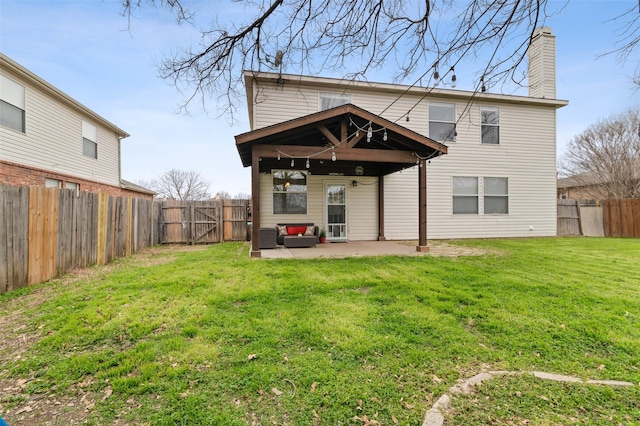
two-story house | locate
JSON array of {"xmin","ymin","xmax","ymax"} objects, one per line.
[
  {"xmin": 0, "ymin": 53, "xmax": 154, "ymax": 199},
  {"xmin": 235, "ymin": 27, "xmax": 568, "ymax": 257}
]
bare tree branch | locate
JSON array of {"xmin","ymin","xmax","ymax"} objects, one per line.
[
  {"xmin": 121, "ymin": 0, "xmax": 576, "ymax": 121},
  {"xmin": 559, "ymin": 109, "xmax": 640, "ymax": 200},
  {"xmin": 146, "ymin": 169, "xmax": 211, "ymax": 200}
]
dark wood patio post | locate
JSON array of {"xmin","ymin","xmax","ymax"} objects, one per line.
[
  {"xmin": 416, "ymin": 159, "xmax": 429, "ymax": 252},
  {"xmin": 378, "ymin": 176, "xmax": 385, "ymax": 241},
  {"xmin": 250, "ymin": 149, "xmax": 261, "ymax": 258}
]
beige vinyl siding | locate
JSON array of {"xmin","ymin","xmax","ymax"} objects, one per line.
[
  {"xmin": 251, "ymin": 76, "xmax": 560, "ymax": 240},
  {"xmin": 0, "ymin": 71, "xmax": 121, "ymax": 186},
  {"xmin": 259, "ymin": 174, "xmax": 379, "ymax": 240},
  {"xmin": 384, "ymin": 103, "xmax": 558, "ymax": 239},
  {"xmin": 346, "ymin": 177, "xmax": 378, "ymax": 240}
]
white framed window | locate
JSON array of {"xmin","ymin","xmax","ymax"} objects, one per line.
[
  {"xmin": 0, "ymin": 74, "xmax": 26, "ymax": 133},
  {"xmin": 319, "ymin": 92, "xmax": 351, "ymax": 111},
  {"xmin": 273, "ymin": 170, "xmax": 307, "ymax": 214},
  {"xmin": 66, "ymin": 182, "xmax": 79, "ymax": 191},
  {"xmin": 452, "ymin": 177, "xmax": 478, "ymax": 214},
  {"xmin": 481, "ymin": 107, "xmax": 500, "ymax": 144},
  {"xmin": 484, "ymin": 177, "xmax": 509, "ymax": 214},
  {"xmin": 429, "ymin": 102, "xmax": 456, "ymax": 142},
  {"xmin": 82, "ymin": 120, "xmax": 97, "ymax": 159},
  {"xmin": 45, "ymin": 178, "xmax": 62, "ymax": 188}
]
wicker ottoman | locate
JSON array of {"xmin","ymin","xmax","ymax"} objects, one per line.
[
  {"xmin": 283, "ymin": 235, "xmax": 316, "ymax": 248},
  {"xmin": 259, "ymin": 227, "xmax": 277, "ymax": 249}
]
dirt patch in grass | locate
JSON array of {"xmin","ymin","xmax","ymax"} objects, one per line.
[
  {"xmin": 0, "ymin": 244, "xmax": 206, "ymax": 425},
  {"xmin": 400, "ymin": 240, "xmax": 499, "ymax": 258}
]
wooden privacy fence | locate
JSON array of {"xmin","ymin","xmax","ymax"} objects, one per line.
[
  {"xmin": 557, "ymin": 199, "xmax": 581, "ymax": 236},
  {"xmin": 602, "ymin": 198, "xmax": 640, "ymax": 238},
  {"xmin": 158, "ymin": 198, "xmax": 249, "ymax": 245},
  {"xmin": 558, "ymin": 198, "xmax": 640, "ymax": 238},
  {"xmin": 0, "ymin": 184, "xmax": 158, "ymax": 294}
]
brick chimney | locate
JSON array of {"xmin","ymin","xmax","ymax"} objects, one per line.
[{"xmin": 528, "ymin": 27, "xmax": 556, "ymax": 99}]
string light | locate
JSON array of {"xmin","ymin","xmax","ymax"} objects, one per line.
[
  {"xmin": 291, "ymin": 158, "xmax": 295, "ymax": 167},
  {"xmin": 277, "ymin": 152, "xmax": 281, "ymax": 160},
  {"xmin": 481, "ymin": 76, "xmax": 486, "ymax": 93},
  {"xmin": 305, "ymin": 158, "xmax": 310, "ymax": 169},
  {"xmin": 450, "ymin": 66, "xmax": 457, "ymax": 88},
  {"xmin": 367, "ymin": 124, "xmax": 373, "ymax": 142},
  {"xmin": 383, "ymin": 129, "xmax": 388, "ymax": 141},
  {"xmin": 406, "ymin": 114, "xmax": 410, "ymax": 122},
  {"xmin": 433, "ymin": 61, "xmax": 440, "ymax": 86},
  {"xmin": 331, "ymin": 149, "xmax": 336, "ymax": 162}
]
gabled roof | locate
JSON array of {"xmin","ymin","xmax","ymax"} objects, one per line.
[
  {"xmin": 235, "ymin": 103, "xmax": 447, "ymax": 176},
  {"xmin": 121, "ymin": 180, "xmax": 156, "ymax": 195}
]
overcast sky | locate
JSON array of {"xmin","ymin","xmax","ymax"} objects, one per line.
[{"xmin": 1, "ymin": 0, "xmax": 638, "ymax": 196}]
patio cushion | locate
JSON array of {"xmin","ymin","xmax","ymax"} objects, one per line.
[
  {"xmin": 277, "ymin": 224, "xmax": 288, "ymax": 236},
  {"xmin": 287, "ymin": 225, "xmax": 307, "ymax": 235},
  {"xmin": 304, "ymin": 226, "xmax": 315, "ymax": 236}
]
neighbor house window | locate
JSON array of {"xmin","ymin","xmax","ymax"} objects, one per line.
[
  {"xmin": 452, "ymin": 177, "xmax": 478, "ymax": 214},
  {"xmin": 319, "ymin": 92, "xmax": 351, "ymax": 111},
  {"xmin": 484, "ymin": 177, "xmax": 509, "ymax": 214},
  {"xmin": 45, "ymin": 178, "xmax": 62, "ymax": 188},
  {"xmin": 82, "ymin": 120, "xmax": 97, "ymax": 159},
  {"xmin": 0, "ymin": 74, "xmax": 26, "ymax": 133},
  {"xmin": 481, "ymin": 107, "xmax": 499, "ymax": 144},
  {"xmin": 429, "ymin": 102, "xmax": 456, "ymax": 142},
  {"xmin": 273, "ymin": 170, "xmax": 307, "ymax": 214},
  {"xmin": 66, "ymin": 181, "xmax": 79, "ymax": 191}
]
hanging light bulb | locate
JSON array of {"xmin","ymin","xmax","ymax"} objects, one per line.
[
  {"xmin": 433, "ymin": 61, "xmax": 440, "ymax": 86},
  {"xmin": 277, "ymin": 152, "xmax": 281, "ymax": 161},
  {"xmin": 356, "ymin": 130, "xmax": 360, "ymax": 137},
  {"xmin": 331, "ymin": 149, "xmax": 336, "ymax": 162},
  {"xmin": 481, "ymin": 76, "xmax": 486, "ymax": 93},
  {"xmin": 383, "ymin": 129, "xmax": 388, "ymax": 141},
  {"xmin": 291, "ymin": 158, "xmax": 295, "ymax": 167},
  {"xmin": 450, "ymin": 67, "xmax": 457, "ymax": 88},
  {"xmin": 305, "ymin": 158, "xmax": 310, "ymax": 169},
  {"xmin": 367, "ymin": 124, "xmax": 373, "ymax": 142},
  {"xmin": 406, "ymin": 113, "xmax": 410, "ymax": 122}
]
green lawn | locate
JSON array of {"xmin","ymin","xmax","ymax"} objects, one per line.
[{"xmin": 0, "ymin": 238, "xmax": 638, "ymax": 425}]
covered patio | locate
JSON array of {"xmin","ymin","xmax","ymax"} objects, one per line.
[{"xmin": 235, "ymin": 104, "xmax": 448, "ymax": 258}]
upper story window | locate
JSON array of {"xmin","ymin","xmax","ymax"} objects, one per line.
[
  {"xmin": 319, "ymin": 92, "xmax": 351, "ymax": 111},
  {"xmin": 0, "ymin": 74, "xmax": 26, "ymax": 133},
  {"xmin": 273, "ymin": 170, "xmax": 307, "ymax": 214},
  {"xmin": 484, "ymin": 177, "xmax": 509, "ymax": 214},
  {"xmin": 452, "ymin": 176, "xmax": 478, "ymax": 214},
  {"xmin": 82, "ymin": 120, "xmax": 97, "ymax": 159},
  {"xmin": 429, "ymin": 102, "xmax": 456, "ymax": 142},
  {"xmin": 481, "ymin": 107, "xmax": 500, "ymax": 144}
]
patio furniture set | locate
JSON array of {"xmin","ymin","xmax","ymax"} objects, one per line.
[{"xmin": 259, "ymin": 223, "xmax": 319, "ymax": 249}]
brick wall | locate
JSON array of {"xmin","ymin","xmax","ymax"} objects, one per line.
[{"xmin": 0, "ymin": 160, "xmax": 153, "ymax": 200}]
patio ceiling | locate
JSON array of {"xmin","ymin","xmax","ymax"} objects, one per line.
[{"xmin": 235, "ymin": 104, "xmax": 448, "ymax": 177}]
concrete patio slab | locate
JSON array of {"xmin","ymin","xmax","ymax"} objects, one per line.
[{"xmin": 257, "ymin": 240, "xmax": 489, "ymax": 259}]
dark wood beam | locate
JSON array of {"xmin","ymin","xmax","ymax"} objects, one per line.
[
  {"xmin": 378, "ymin": 176, "xmax": 385, "ymax": 241},
  {"xmin": 253, "ymin": 144, "xmax": 417, "ymax": 164},
  {"xmin": 317, "ymin": 125, "xmax": 340, "ymax": 146},
  {"xmin": 250, "ymin": 149, "xmax": 261, "ymax": 258},
  {"xmin": 417, "ymin": 160, "xmax": 428, "ymax": 252},
  {"xmin": 346, "ymin": 129, "xmax": 366, "ymax": 148},
  {"xmin": 341, "ymin": 119, "xmax": 348, "ymax": 145}
]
